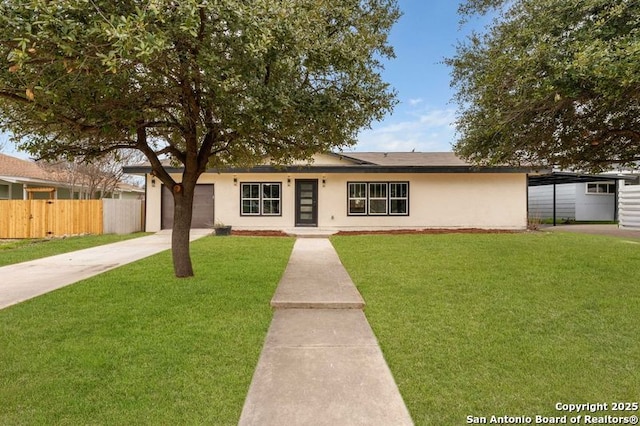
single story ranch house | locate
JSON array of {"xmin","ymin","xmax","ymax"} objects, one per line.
[{"xmin": 124, "ymin": 152, "xmax": 536, "ymax": 233}]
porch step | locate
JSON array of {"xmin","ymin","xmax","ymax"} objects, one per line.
[{"xmin": 284, "ymin": 228, "xmax": 339, "ymax": 238}]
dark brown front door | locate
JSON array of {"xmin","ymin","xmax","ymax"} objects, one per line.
[{"xmin": 295, "ymin": 180, "xmax": 318, "ymax": 227}]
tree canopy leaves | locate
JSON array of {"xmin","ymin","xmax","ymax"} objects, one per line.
[
  {"xmin": 1, "ymin": 0, "xmax": 398, "ymax": 169},
  {"xmin": 449, "ymin": 0, "xmax": 640, "ymax": 172},
  {"xmin": 0, "ymin": 0, "xmax": 399, "ymax": 276}
]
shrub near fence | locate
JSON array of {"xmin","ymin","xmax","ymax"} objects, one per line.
[{"xmin": 0, "ymin": 199, "xmax": 143, "ymax": 238}]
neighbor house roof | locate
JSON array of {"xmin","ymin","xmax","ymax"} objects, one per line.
[
  {"xmin": 123, "ymin": 151, "xmax": 537, "ymax": 174},
  {"xmin": 0, "ymin": 153, "xmax": 143, "ymax": 193},
  {"xmin": 0, "ymin": 153, "xmax": 70, "ymax": 184},
  {"xmin": 115, "ymin": 182, "xmax": 145, "ymax": 193}
]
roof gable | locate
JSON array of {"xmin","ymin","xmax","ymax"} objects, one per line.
[
  {"xmin": 262, "ymin": 152, "xmax": 363, "ymax": 166},
  {"xmin": 338, "ymin": 152, "xmax": 469, "ymax": 167}
]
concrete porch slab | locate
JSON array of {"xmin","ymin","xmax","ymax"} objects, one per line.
[{"xmin": 284, "ymin": 228, "xmax": 339, "ymax": 238}]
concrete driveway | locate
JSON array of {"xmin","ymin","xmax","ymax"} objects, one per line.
[
  {"xmin": 541, "ymin": 224, "xmax": 640, "ymax": 239},
  {"xmin": 0, "ymin": 229, "xmax": 211, "ymax": 310}
]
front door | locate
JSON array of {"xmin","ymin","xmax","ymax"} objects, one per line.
[{"xmin": 295, "ymin": 179, "xmax": 318, "ymax": 227}]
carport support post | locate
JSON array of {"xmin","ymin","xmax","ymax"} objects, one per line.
[{"xmin": 553, "ymin": 183, "xmax": 557, "ymax": 227}]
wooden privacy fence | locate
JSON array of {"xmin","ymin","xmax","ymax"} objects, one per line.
[
  {"xmin": 0, "ymin": 199, "xmax": 143, "ymax": 238},
  {"xmin": 0, "ymin": 200, "xmax": 102, "ymax": 238}
]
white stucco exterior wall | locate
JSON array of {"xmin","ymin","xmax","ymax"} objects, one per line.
[{"xmin": 145, "ymin": 172, "xmax": 528, "ymax": 231}]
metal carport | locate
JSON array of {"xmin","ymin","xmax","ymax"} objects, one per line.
[{"xmin": 528, "ymin": 172, "xmax": 638, "ymax": 226}]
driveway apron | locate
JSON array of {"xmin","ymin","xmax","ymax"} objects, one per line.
[{"xmin": 0, "ymin": 229, "xmax": 211, "ymax": 310}]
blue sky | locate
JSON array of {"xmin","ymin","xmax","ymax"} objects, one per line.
[
  {"xmin": 354, "ymin": 0, "xmax": 485, "ymax": 153},
  {"xmin": 2, "ymin": 0, "xmax": 484, "ymax": 157}
]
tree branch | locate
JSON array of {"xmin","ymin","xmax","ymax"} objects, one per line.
[
  {"xmin": 0, "ymin": 90, "xmax": 102, "ymax": 133},
  {"xmin": 134, "ymin": 126, "xmax": 176, "ymax": 187}
]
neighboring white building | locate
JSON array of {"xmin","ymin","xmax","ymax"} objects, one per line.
[
  {"xmin": 619, "ymin": 185, "xmax": 640, "ymax": 229},
  {"xmin": 125, "ymin": 152, "xmax": 534, "ymax": 233},
  {"xmin": 528, "ymin": 172, "xmax": 639, "ymax": 222}
]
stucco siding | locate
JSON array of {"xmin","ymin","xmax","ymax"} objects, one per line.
[{"xmin": 145, "ymin": 172, "xmax": 527, "ymax": 232}]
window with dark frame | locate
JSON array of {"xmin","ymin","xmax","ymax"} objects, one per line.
[
  {"xmin": 347, "ymin": 182, "xmax": 409, "ymax": 216},
  {"xmin": 389, "ymin": 182, "xmax": 408, "ymax": 215},
  {"xmin": 241, "ymin": 182, "xmax": 282, "ymax": 216},
  {"xmin": 349, "ymin": 183, "xmax": 367, "ymax": 215},
  {"xmin": 369, "ymin": 183, "xmax": 388, "ymax": 215}
]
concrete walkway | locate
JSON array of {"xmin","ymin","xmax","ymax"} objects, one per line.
[
  {"xmin": 0, "ymin": 229, "xmax": 211, "ymax": 310},
  {"xmin": 239, "ymin": 238, "xmax": 413, "ymax": 426}
]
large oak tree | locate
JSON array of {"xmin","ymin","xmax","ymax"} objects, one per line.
[
  {"xmin": 0, "ymin": 0, "xmax": 399, "ymax": 277},
  {"xmin": 448, "ymin": 0, "xmax": 640, "ymax": 172}
]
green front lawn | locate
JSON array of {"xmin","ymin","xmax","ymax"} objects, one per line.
[
  {"xmin": 332, "ymin": 232, "xmax": 640, "ymax": 425},
  {"xmin": 0, "ymin": 236, "xmax": 294, "ymax": 425},
  {"xmin": 0, "ymin": 233, "xmax": 149, "ymax": 267}
]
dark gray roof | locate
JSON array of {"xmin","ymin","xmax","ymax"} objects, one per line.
[
  {"xmin": 124, "ymin": 151, "xmax": 536, "ymax": 174},
  {"xmin": 528, "ymin": 172, "xmax": 638, "ymax": 186},
  {"xmin": 338, "ymin": 152, "xmax": 470, "ymax": 167}
]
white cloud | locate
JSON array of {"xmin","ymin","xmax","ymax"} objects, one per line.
[
  {"xmin": 408, "ymin": 98, "xmax": 424, "ymax": 106},
  {"xmin": 354, "ymin": 107, "xmax": 458, "ymax": 152},
  {"xmin": 418, "ymin": 109, "xmax": 456, "ymax": 127}
]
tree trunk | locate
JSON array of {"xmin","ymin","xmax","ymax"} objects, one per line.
[{"xmin": 171, "ymin": 181, "xmax": 196, "ymax": 278}]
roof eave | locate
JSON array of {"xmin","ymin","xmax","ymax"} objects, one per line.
[
  {"xmin": 123, "ymin": 164, "xmax": 536, "ymax": 174},
  {"xmin": 0, "ymin": 175, "xmax": 66, "ymax": 186},
  {"xmin": 528, "ymin": 171, "xmax": 639, "ymax": 186}
]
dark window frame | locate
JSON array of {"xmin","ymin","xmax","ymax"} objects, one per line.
[
  {"xmin": 346, "ymin": 181, "xmax": 410, "ymax": 216},
  {"xmin": 240, "ymin": 182, "xmax": 283, "ymax": 216}
]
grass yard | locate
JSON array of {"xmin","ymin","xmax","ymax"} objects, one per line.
[
  {"xmin": 0, "ymin": 233, "xmax": 149, "ymax": 267},
  {"xmin": 332, "ymin": 232, "xmax": 640, "ymax": 426},
  {"xmin": 0, "ymin": 236, "xmax": 294, "ymax": 425}
]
